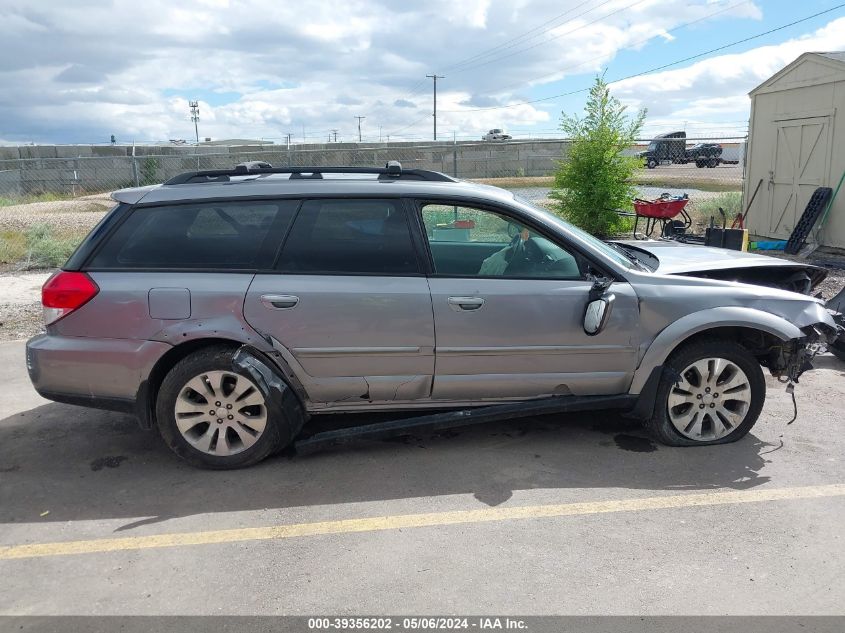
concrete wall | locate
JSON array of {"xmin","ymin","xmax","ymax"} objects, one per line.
[{"xmin": 0, "ymin": 140, "xmax": 570, "ymax": 197}]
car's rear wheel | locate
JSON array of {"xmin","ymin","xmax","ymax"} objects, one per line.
[
  {"xmin": 645, "ymin": 340, "xmax": 765, "ymax": 446},
  {"xmin": 156, "ymin": 346, "xmax": 286, "ymax": 469}
]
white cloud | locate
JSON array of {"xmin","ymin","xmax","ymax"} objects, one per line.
[
  {"xmin": 612, "ymin": 16, "xmax": 845, "ymax": 134},
  {"xmin": 0, "ymin": 0, "xmax": 827, "ymax": 144}
]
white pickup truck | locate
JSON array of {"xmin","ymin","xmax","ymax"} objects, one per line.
[{"xmin": 482, "ymin": 128, "xmax": 512, "ymax": 141}]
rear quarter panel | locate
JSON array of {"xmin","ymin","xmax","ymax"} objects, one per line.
[{"xmin": 54, "ymin": 272, "xmax": 267, "ymax": 347}]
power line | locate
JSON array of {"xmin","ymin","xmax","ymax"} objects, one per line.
[
  {"xmin": 487, "ymin": 0, "xmax": 753, "ymax": 95},
  {"xmin": 450, "ymin": 0, "xmax": 649, "ymax": 75},
  {"xmin": 386, "ymin": 113, "xmax": 431, "ymax": 137},
  {"xmin": 396, "ymin": 0, "xmax": 617, "ymax": 102},
  {"xmin": 440, "ymin": 0, "xmax": 601, "ymax": 72},
  {"xmin": 440, "ymin": 4, "xmax": 845, "ymax": 113}
]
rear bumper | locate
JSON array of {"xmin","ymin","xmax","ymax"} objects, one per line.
[{"xmin": 26, "ymin": 333, "xmax": 171, "ymax": 413}]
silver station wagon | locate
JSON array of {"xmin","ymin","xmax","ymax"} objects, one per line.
[{"xmin": 26, "ymin": 161, "xmax": 840, "ymax": 468}]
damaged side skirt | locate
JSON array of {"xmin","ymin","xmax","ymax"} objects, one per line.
[{"xmin": 294, "ymin": 394, "xmax": 636, "ymax": 455}]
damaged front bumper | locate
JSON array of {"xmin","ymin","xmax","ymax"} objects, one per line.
[{"xmin": 767, "ymin": 309, "xmax": 842, "ymax": 383}]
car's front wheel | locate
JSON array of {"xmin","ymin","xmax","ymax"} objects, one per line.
[
  {"xmin": 156, "ymin": 346, "xmax": 289, "ymax": 469},
  {"xmin": 645, "ymin": 340, "xmax": 765, "ymax": 446}
]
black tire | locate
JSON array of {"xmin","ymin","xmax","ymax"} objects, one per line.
[
  {"xmin": 156, "ymin": 346, "xmax": 291, "ymax": 469},
  {"xmin": 644, "ymin": 339, "xmax": 765, "ymax": 447},
  {"xmin": 647, "ymin": 159, "xmax": 657, "ymax": 169},
  {"xmin": 695, "ymin": 159, "xmax": 705, "ymax": 168},
  {"xmin": 707, "ymin": 157, "xmax": 718, "ymax": 168}
]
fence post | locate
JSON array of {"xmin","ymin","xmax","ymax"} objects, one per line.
[
  {"xmin": 453, "ymin": 137, "xmax": 458, "ymax": 178},
  {"xmin": 72, "ymin": 157, "xmax": 79, "ymax": 197},
  {"xmin": 131, "ymin": 144, "xmax": 140, "ymax": 187}
]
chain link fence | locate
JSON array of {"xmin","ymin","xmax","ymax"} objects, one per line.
[
  {"xmin": 0, "ymin": 136, "xmax": 747, "ymax": 268},
  {"xmin": 0, "ymin": 136, "xmax": 745, "ymax": 205}
]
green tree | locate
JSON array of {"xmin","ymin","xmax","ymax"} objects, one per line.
[{"xmin": 551, "ymin": 75, "xmax": 646, "ymax": 237}]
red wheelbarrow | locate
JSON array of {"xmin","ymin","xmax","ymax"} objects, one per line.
[{"xmin": 631, "ymin": 194, "xmax": 691, "ymax": 239}]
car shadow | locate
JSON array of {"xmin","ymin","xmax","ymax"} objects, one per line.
[{"xmin": 0, "ymin": 402, "xmax": 775, "ymax": 531}]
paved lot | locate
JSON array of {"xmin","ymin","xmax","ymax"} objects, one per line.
[{"xmin": 0, "ymin": 338, "xmax": 843, "ymax": 615}]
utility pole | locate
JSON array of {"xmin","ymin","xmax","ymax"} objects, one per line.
[
  {"xmin": 355, "ymin": 116, "xmax": 365, "ymax": 142},
  {"xmin": 331, "ymin": 129, "xmax": 338, "ymax": 142},
  {"xmin": 426, "ymin": 74, "xmax": 444, "ymax": 140},
  {"xmin": 189, "ymin": 101, "xmax": 200, "ymax": 144}
]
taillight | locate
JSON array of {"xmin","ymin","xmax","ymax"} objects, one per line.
[{"xmin": 41, "ymin": 271, "xmax": 99, "ymax": 325}]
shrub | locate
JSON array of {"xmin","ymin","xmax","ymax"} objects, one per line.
[
  {"xmin": 23, "ymin": 224, "xmax": 82, "ymax": 269},
  {"xmin": 550, "ymin": 75, "xmax": 646, "ymax": 237},
  {"xmin": 140, "ymin": 157, "xmax": 160, "ymax": 186}
]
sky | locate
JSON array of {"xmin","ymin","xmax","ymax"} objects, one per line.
[{"xmin": 0, "ymin": 0, "xmax": 844, "ymax": 145}]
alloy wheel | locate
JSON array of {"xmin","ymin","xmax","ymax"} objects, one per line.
[
  {"xmin": 667, "ymin": 357, "xmax": 752, "ymax": 441},
  {"xmin": 174, "ymin": 370, "xmax": 267, "ymax": 456}
]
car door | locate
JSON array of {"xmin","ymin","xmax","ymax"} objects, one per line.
[
  {"xmin": 416, "ymin": 200, "xmax": 640, "ymax": 401},
  {"xmin": 243, "ymin": 197, "xmax": 435, "ymax": 406}
]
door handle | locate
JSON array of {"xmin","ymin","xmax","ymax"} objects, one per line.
[
  {"xmin": 447, "ymin": 296, "xmax": 485, "ymax": 311},
  {"xmin": 260, "ymin": 294, "xmax": 299, "ymax": 310}
]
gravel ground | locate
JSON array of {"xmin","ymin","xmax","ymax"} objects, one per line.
[
  {"xmin": 0, "ymin": 302, "xmax": 43, "ymax": 342},
  {"xmin": 0, "ymin": 193, "xmax": 110, "ymax": 232},
  {"xmin": 0, "ymin": 272, "xmax": 52, "ymax": 341},
  {"xmin": 815, "ymin": 267, "xmax": 845, "ymax": 300}
]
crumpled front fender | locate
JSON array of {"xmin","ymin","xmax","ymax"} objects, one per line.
[{"xmin": 629, "ymin": 305, "xmax": 825, "ymax": 394}]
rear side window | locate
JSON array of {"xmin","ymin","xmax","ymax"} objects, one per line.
[
  {"xmin": 276, "ymin": 199, "xmax": 419, "ymax": 274},
  {"xmin": 88, "ymin": 200, "xmax": 297, "ymax": 269}
]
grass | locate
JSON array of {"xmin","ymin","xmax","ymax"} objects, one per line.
[
  {"xmin": 686, "ymin": 192, "xmax": 743, "ymax": 229},
  {"xmin": 0, "ymin": 225, "xmax": 87, "ymax": 268},
  {"xmin": 470, "ymin": 176, "xmax": 554, "ymax": 188},
  {"xmin": 630, "ymin": 176, "xmax": 743, "ymax": 193},
  {"xmin": 0, "ymin": 192, "xmax": 74, "ymax": 207},
  {"xmin": 472, "ymin": 174, "xmax": 743, "ymax": 193}
]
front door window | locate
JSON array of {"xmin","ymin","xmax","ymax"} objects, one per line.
[{"xmin": 420, "ymin": 203, "xmax": 581, "ymax": 279}]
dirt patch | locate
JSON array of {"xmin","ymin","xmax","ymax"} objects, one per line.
[{"xmin": 0, "ymin": 193, "xmax": 110, "ymax": 233}]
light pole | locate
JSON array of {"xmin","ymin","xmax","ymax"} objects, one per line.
[
  {"xmin": 426, "ymin": 74, "xmax": 444, "ymax": 140},
  {"xmin": 355, "ymin": 116, "xmax": 365, "ymax": 142},
  {"xmin": 189, "ymin": 101, "xmax": 200, "ymax": 144}
]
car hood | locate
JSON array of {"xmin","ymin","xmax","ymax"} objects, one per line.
[{"xmin": 616, "ymin": 240, "xmax": 824, "ymax": 275}]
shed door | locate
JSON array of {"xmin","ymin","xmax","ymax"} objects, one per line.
[{"xmin": 768, "ymin": 116, "xmax": 831, "ymax": 238}]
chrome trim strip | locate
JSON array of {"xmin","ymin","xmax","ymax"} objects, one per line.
[
  {"xmin": 293, "ymin": 346, "xmax": 423, "ymax": 357},
  {"xmin": 436, "ymin": 345, "xmax": 634, "ymax": 356}
]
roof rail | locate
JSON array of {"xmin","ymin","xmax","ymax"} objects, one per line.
[{"xmin": 163, "ymin": 161, "xmax": 456, "ymax": 185}]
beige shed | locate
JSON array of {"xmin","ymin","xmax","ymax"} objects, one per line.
[{"xmin": 744, "ymin": 52, "xmax": 845, "ymax": 250}]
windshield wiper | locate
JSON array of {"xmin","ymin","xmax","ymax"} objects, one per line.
[{"xmin": 608, "ymin": 242, "xmax": 651, "ymax": 271}]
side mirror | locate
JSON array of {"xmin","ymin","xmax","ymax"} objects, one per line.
[
  {"xmin": 584, "ymin": 295, "xmax": 614, "ymax": 335},
  {"xmin": 583, "ymin": 278, "xmax": 614, "ymax": 336}
]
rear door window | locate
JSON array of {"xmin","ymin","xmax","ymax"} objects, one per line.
[
  {"xmin": 88, "ymin": 200, "xmax": 297, "ymax": 269},
  {"xmin": 275, "ymin": 199, "xmax": 420, "ymax": 274}
]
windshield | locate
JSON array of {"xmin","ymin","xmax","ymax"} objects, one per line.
[
  {"xmin": 512, "ymin": 195, "xmax": 634, "ymax": 269},
  {"xmin": 647, "ymin": 141, "xmax": 657, "ymax": 151}
]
